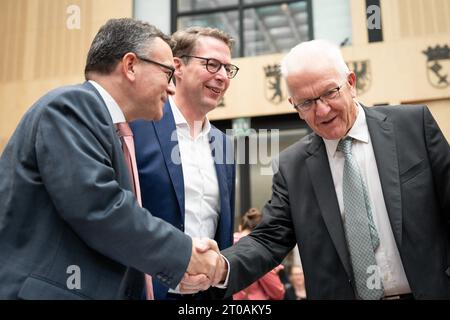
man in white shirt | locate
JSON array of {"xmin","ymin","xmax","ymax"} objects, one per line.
[
  {"xmin": 183, "ymin": 39, "xmax": 450, "ymax": 299},
  {"xmin": 131, "ymin": 27, "xmax": 238, "ymax": 300},
  {"xmin": 0, "ymin": 18, "xmax": 220, "ymax": 299}
]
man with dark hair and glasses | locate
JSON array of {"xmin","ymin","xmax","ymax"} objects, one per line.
[
  {"xmin": 131, "ymin": 26, "xmax": 238, "ymax": 300},
  {"xmin": 0, "ymin": 18, "xmax": 222, "ymax": 300},
  {"xmin": 182, "ymin": 39, "xmax": 450, "ymax": 300}
]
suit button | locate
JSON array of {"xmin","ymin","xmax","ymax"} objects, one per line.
[{"xmin": 180, "ymin": 224, "xmax": 184, "ymax": 229}]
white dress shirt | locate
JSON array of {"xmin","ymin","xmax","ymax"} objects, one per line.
[
  {"xmin": 170, "ymin": 96, "xmax": 220, "ymax": 240},
  {"xmin": 169, "ymin": 96, "xmax": 221, "ymax": 293},
  {"xmin": 323, "ymin": 103, "xmax": 411, "ymax": 297}
]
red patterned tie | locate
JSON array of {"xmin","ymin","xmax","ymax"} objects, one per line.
[{"xmin": 116, "ymin": 122, "xmax": 154, "ymax": 300}]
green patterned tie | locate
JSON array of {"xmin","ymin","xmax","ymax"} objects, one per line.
[{"xmin": 338, "ymin": 137, "xmax": 384, "ymax": 300}]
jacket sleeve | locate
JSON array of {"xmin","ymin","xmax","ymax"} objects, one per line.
[
  {"xmin": 34, "ymin": 89, "xmax": 192, "ymax": 289},
  {"xmin": 222, "ymin": 157, "xmax": 297, "ymax": 298}
]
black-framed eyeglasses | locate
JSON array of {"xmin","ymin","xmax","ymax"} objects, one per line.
[
  {"xmin": 180, "ymin": 55, "xmax": 239, "ymax": 79},
  {"xmin": 135, "ymin": 55, "xmax": 175, "ymax": 84},
  {"xmin": 292, "ymin": 81, "xmax": 348, "ymax": 112}
]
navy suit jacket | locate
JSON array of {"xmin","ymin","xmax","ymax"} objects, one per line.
[
  {"xmin": 0, "ymin": 82, "xmax": 192, "ymax": 299},
  {"xmin": 222, "ymin": 105, "xmax": 450, "ymax": 299},
  {"xmin": 131, "ymin": 101, "xmax": 235, "ymax": 299}
]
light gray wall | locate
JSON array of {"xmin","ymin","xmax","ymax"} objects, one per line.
[{"xmin": 133, "ymin": 0, "xmax": 171, "ymax": 34}]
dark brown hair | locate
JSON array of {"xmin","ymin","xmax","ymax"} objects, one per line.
[{"xmin": 85, "ymin": 18, "xmax": 174, "ymax": 79}]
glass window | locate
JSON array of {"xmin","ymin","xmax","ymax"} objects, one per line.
[
  {"xmin": 177, "ymin": 0, "xmax": 238, "ymax": 13},
  {"xmin": 174, "ymin": 1, "xmax": 353, "ymax": 56},
  {"xmin": 177, "ymin": 11, "xmax": 240, "ymax": 57},
  {"xmin": 312, "ymin": 0, "xmax": 353, "ymax": 46},
  {"xmin": 243, "ymin": 2, "xmax": 310, "ymax": 56},
  {"xmin": 244, "ymin": 0, "xmax": 290, "ymax": 4}
]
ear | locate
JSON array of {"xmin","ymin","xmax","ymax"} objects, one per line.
[
  {"xmin": 347, "ymin": 71, "xmax": 357, "ymax": 98},
  {"xmin": 121, "ymin": 52, "xmax": 138, "ymax": 81},
  {"xmin": 289, "ymin": 96, "xmax": 304, "ymax": 119},
  {"xmin": 288, "ymin": 96, "xmax": 293, "ymax": 105},
  {"xmin": 173, "ymin": 57, "xmax": 183, "ymax": 79}
]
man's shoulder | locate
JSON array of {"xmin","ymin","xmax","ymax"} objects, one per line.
[
  {"xmin": 20, "ymin": 83, "xmax": 104, "ymax": 124},
  {"xmin": 131, "ymin": 101, "xmax": 172, "ymax": 135},
  {"xmin": 33, "ymin": 83, "xmax": 101, "ymax": 112},
  {"xmin": 42, "ymin": 82, "xmax": 97, "ymax": 101},
  {"xmin": 366, "ymin": 104, "xmax": 427, "ymax": 119}
]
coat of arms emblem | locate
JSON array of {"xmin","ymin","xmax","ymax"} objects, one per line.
[
  {"xmin": 422, "ymin": 45, "xmax": 450, "ymax": 89},
  {"xmin": 264, "ymin": 64, "xmax": 285, "ymax": 104}
]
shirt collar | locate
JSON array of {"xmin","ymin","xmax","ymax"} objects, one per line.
[
  {"xmin": 88, "ymin": 80, "xmax": 126, "ymax": 124},
  {"xmin": 323, "ymin": 102, "xmax": 369, "ymax": 158},
  {"xmin": 169, "ymin": 96, "xmax": 211, "ymax": 138}
]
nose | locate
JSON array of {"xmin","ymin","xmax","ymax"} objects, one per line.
[
  {"xmin": 166, "ymin": 79, "xmax": 176, "ymax": 95},
  {"xmin": 314, "ymin": 99, "xmax": 331, "ymax": 117},
  {"xmin": 214, "ymin": 65, "xmax": 228, "ymax": 81}
]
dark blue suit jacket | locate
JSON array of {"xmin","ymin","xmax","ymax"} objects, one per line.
[{"xmin": 131, "ymin": 101, "xmax": 235, "ymax": 299}]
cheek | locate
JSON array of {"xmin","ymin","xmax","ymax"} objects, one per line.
[
  {"xmin": 302, "ymin": 113, "xmax": 314, "ymax": 126},
  {"xmin": 224, "ymin": 79, "xmax": 231, "ymax": 89}
]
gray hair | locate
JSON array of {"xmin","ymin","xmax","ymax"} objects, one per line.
[
  {"xmin": 84, "ymin": 18, "xmax": 174, "ymax": 79},
  {"xmin": 280, "ymin": 39, "xmax": 349, "ymax": 81}
]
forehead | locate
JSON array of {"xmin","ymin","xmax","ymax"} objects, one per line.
[
  {"xmin": 149, "ymin": 37, "xmax": 174, "ymax": 63},
  {"xmin": 287, "ymin": 65, "xmax": 343, "ymax": 98},
  {"xmin": 192, "ymin": 36, "xmax": 231, "ymax": 61}
]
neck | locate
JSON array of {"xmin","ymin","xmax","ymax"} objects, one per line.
[
  {"xmin": 173, "ymin": 94, "xmax": 207, "ymax": 138},
  {"xmin": 90, "ymin": 74, "xmax": 132, "ymax": 122}
]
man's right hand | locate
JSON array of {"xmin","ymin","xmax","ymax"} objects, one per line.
[{"xmin": 180, "ymin": 237, "xmax": 226, "ymax": 293}]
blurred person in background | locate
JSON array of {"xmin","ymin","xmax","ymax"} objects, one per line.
[
  {"xmin": 233, "ymin": 208, "xmax": 285, "ymax": 300},
  {"xmin": 284, "ymin": 265, "xmax": 306, "ymax": 300}
]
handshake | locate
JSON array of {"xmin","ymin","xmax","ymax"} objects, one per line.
[{"xmin": 180, "ymin": 238, "xmax": 228, "ymax": 294}]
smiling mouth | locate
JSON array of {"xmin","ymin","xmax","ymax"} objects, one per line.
[
  {"xmin": 321, "ymin": 116, "xmax": 336, "ymax": 125},
  {"xmin": 206, "ymin": 85, "xmax": 222, "ymax": 94}
]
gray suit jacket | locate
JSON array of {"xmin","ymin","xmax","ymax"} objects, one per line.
[
  {"xmin": 222, "ymin": 105, "xmax": 450, "ymax": 299},
  {"xmin": 0, "ymin": 82, "xmax": 191, "ymax": 299}
]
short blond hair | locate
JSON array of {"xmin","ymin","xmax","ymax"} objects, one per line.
[{"xmin": 172, "ymin": 26, "xmax": 234, "ymax": 58}]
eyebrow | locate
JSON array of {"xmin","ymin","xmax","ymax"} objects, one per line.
[{"xmin": 299, "ymin": 84, "xmax": 340, "ymax": 101}]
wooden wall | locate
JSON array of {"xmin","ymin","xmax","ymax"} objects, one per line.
[
  {"xmin": 0, "ymin": 0, "xmax": 132, "ymax": 151},
  {"xmin": 1, "ymin": 0, "xmax": 449, "ymax": 151}
]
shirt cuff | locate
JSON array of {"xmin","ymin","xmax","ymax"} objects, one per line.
[{"xmin": 213, "ymin": 254, "xmax": 230, "ymax": 289}]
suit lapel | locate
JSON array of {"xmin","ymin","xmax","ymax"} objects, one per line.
[
  {"xmin": 154, "ymin": 103, "xmax": 185, "ymax": 218},
  {"xmin": 364, "ymin": 106, "xmax": 403, "ymax": 246},
  {"xmin": 306, "ymin": 135, "xmax": 352, "ymax": 278},
  {"xmin": 210, "ymin": 128, "xmax": 231, "ymax": 249}
]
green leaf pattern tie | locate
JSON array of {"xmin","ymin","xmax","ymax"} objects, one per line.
[{"xmin": 337, "ymin": 137, "xmax": 384, "ymax": 300}]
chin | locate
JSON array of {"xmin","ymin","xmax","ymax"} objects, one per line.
[{"xmin": 153, "ymin": 111, "xmax": 163, "ymax": 121}]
